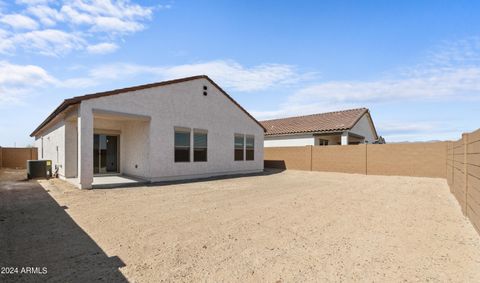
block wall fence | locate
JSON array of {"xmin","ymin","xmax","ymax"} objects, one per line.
[
  {"xmin": 0, "ymin": 147, "xmax": 38, "ymax": 169},
  {"xmin": 265, "ymin": 142, "xmax": 448, "ymax": 178},
  {"xmin": 447, "ymin": 129, "xmax": 480, "ymax": 234}
]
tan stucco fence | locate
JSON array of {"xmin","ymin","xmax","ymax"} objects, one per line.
[
  {"xmin": 265, "ymin": 142, "xmax": 448, "ymax": 178},
  {"xmin": 0, "ymin": 147, "xmax": 38, "ymax": 169},
  {"xmin": 447, "ymin": 129, "xmax": 480, "ymax": 234}
]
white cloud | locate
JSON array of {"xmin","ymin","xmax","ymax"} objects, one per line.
[
  {"xmin": 2, "ymin": 0, "xmax": 155, "ymax": 55},
  {"xmin": 376, "ymin": 121, "xmax": 461, "ymax": 142},
  {"xmin": 86, "ymin": 42, "xmax": 118, "ymax": 54},
  {"xmin": 253, "ymin": 38, "xmax": 480, "ymax": 120},
  {"xmin": 90, "ymin": 16, "xmax": 144, "ymax": 33},
  {"xmin": 0, "ymin": 14, "xmax": 39, "ymax": 30},
  {"xmin": 10, "ymin": 29, "xmax": 85, "ymax": 56},
  {"xmin": 27, "ymin": 5, "xmax": 63, "ymax": 26},
  {"xmin": 0, "ymin": 60, "xmax": 57, "ymax": 104},
  {"xmin": 162, "ymin": 60, "xmax": 310, "ymax": 92},
  {"xmin": 63, "ymin": 60, "xmax": 313, "ymax": 92},
  {"xmin": 16, "ymin": 0, "xmax": 53, "ymax": 4},
  {"xmin": 59, "ymin": 0, "xmax": 152, "ymax": 34}
]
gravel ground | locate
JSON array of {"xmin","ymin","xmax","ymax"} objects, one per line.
[{"xmin": 1, "ymin": 168, "xmax": 480, "ymax": 282}]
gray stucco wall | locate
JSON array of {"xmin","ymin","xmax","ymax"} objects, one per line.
[
  {"xmin": 34, "ymin": 120, "xmax": 65, "ymax": 176},
  {"xmin": 350, "ymin": 114, "xmax": 377, "ymax": 143}
]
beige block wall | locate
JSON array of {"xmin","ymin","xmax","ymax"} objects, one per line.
[
  {"xmin": 366, "ymin": 142, "xmax": 447, "ymax": 178},
  {"xmin": 312, "ymin": 145, "xmax": 366, "ymax": 174},
  {"xmin": 265, "ymin": 142, "xmax": 447, "ymax": 178},
  {"xmin": 1, "ymin": 147, "xmax": 38, "ymax": 169},
  {"xmin": 264, "ymin": 146, "xmax": 311, "ymax": 170},
  {"xmin": 453, "ymin": 139, "xmax": 467, "ymax": 213},
  {"xmin": 446, "ymin": 128, "xmax": 480, "ymax": 235},
  {"xmin": 466, "ymin": 130, "xmax": 480, "ymax": 233}
]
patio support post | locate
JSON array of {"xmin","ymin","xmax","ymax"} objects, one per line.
[
  {"xmin": 341, "ymin": 131, "xmax": 349, "ymax": 146},
  {"xmin": 77, "ymin": 104, "xmax": 93, "ymax": 189}
]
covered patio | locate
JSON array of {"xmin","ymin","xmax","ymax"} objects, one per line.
[{"xmin": 64, "ymin": 107, "xmax": 151, "ymax": 189}]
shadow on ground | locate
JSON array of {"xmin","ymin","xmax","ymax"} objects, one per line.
[
  {"xmin": 0, "ymin": 169, "xmax": 128, "ymax": 282},
  {"xmin": 93, "ymin": 168, "xmax": 286, "ymax": 190},
  {"xmin": 148, "ymin": 168, "xmax": 286, "ymax": 187}
]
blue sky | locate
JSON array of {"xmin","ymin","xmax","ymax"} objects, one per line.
[{"xmin": 1, "ymin": 0, "xmax": 479, "ymax": 146}]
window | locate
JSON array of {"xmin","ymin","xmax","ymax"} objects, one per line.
[
  {"xmin": 194, "ymin": 130, "xmax": 207, "ymax": 162},
  {"xmin": 175, "ymin": 129, "xmax": 190, "ymax": 162},
  {"xmin": 318, "ymin": 139, "xmax": 329, "ymax": 146},
  {"xmin": 246, "ymin": 136, "xmax": 254, "ymax": 160},
  {"xmin": 234, "ymin": 134, "xmax": 244, "ymax": 161}
]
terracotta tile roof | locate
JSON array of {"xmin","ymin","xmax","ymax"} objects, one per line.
[
  {"xmin": 261, "ymin": 108, "xmax": 369, "ymax": 136},
  {"xmin": 30, "ymin": 75, "xmax": 266, "ymax": 137}
]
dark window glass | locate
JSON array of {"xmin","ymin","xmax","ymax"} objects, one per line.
[
  {"xmin": 194, "ymin": 132, "xmax": 207, "ymax": 162},
  {"xmin": 234, "ymin": 135, "xmax": 244, "ymax": 161},
  {"xmin": 175, "ymin": 131, "xmax": 190, "ymax": 162},
  {"xmin": 318, "ymin": 139, "xmax": 329, "ymax": 146},
  {"xmin": 246, "ymin": 136, "xmax": 254, "ymax": 161}
]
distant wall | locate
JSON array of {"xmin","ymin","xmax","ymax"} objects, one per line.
[
  {"xmin": 447, "ymin": 129, "xmax": 480, "ymax": 234},
  {"xmin": 264, "ymin": 146, "xmax": 311, "ymax": 171},
  {"xmin": 265, "ymin": 142, "xmax": 447, "ymax": 178},
  {"xmin": 367, "ymin": 143, "xmax": 447, "ymax": 178},
  {"xmin": 312, "ymin": 144, "xmax": 367, "ymax": 174},
  {"xmin": 0, "ymin": 147, "xmax": 38, "ymax": 169}
]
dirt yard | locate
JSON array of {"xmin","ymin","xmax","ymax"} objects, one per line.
[{"xmin": 1, "ymin": 168, "xmax": 480, "ymax": 282}]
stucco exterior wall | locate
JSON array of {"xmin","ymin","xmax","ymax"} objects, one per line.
[
  {"xmin": 78, "ymin": 77, "xmax": 264, "ymax": 182},
  {"xmin": 121, "ymin": 121, "xmax": 150, "ymax": 178},
  {"xmin": 64, "ymin": 121, "xmax": 77, "ymax": 178},
  {"xmin": 264, "ymin": 134, "xmax": 315, "ymax": 147},
  {"xmin": 350, "ymin": 114, "xmax": 377, "ymax": 143},
  {"xmin": 34, "ymin": 120, "xmax": 66, "ymax": 176}
]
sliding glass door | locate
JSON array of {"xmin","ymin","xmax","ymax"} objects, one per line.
[{"xmin": 93, "ymin": 134, "xmax": 119, "ymax": 174}]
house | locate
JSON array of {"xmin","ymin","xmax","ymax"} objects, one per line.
[
  {"xmin": 261, "ymin": 108, "xmax": 380, "ymax": 147},
  {"xmin": 30, "ymin": 75, "xmax": 265, "ymax": 189}
]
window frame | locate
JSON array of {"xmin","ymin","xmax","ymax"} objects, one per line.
[
  {"xmin": 234, "ymin": 134, "xmax": 245, "ymax": 161},
  {"xmin": 193, "ymin": 129, "xmax": 208, "ymax": 162},
  {"xmin": 174, "ymin": 127, "xmax": 191, "ymax": 163},
  {"xmin": 245, "ymin": 135, "xmax": 255, "ymax": 161},
  {"xmin": 318, "ymin": 139, "xmax": 329, "ymax": 146}
]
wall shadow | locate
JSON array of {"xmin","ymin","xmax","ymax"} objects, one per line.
[
  {"xmin": 145, "ymin": 167, "xmax": 286, "ymax": 187},
  {"xmin": 0, "ymin": 176, "xmax": 128, "ymax": 282},
  {"xmin": 92, "ymin": 168, "xmax": 286, "ymax": 190},
  {"xmin": 264, "ymin": 160, "xmax": 287, "ymax": 170}
]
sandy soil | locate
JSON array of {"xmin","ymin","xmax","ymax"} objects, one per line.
[{"xmin": 2, "ymin": 168, "xmax": 480, "ymax": 282}]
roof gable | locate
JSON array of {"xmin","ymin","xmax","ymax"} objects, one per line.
[
  {"xmin": 31, "ymin": 75, "xmax": 265, "ymax": 136},
  {"xmin": 261, "ymin": 108, "xmax": 371, "ymax": 136}
]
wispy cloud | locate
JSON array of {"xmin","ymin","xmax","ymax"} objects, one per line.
[
  {"xmin": 0, "ymin": 13, "xmax": 39, "ymax": 30},
  {"xmin": 0, "ymin": 0, "xmax": 155, "ymax": 56},
  {"xmin": 377, "ymin": 121, "xmax": 461, "ymax": 142},
  {"xmin": 0, "ymin": 60, "xmax": 57, "ymax": 104},
  {"xmin": 0, "ymin": 59, "xmax": 311, "ymax": 105},
  {"xmin": 254, "ymin": 37, "xmax": 480, "ymax": 120},
  {"xmin": 86, "ymin": 42, "xmax": 118, "ymax": 54},
  {"xmin": 63, "ymin": 60, "xmax": 314, "ymax": 92}
]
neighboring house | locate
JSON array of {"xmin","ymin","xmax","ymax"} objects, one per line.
[
  {"xmin": 261, "ymin": 108, "xmax": 380, "ymax": 147},
  {"xmin": 31, "ymin": 76, "xmax": 265, "ymax": 189}
]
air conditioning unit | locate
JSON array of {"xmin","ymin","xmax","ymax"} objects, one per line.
[{"xmin": 27, "ymin": 160, "xmax": 52, "ymax": 179}]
